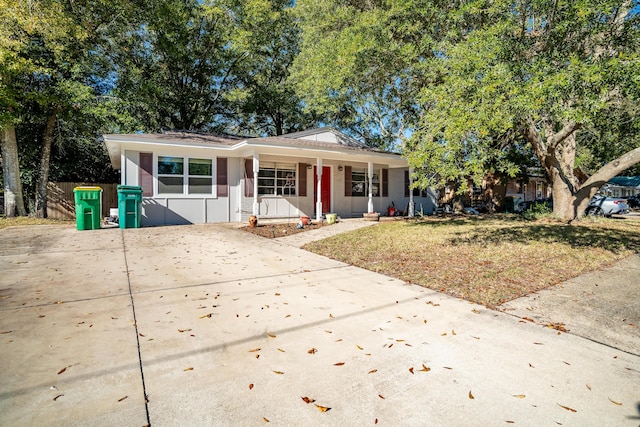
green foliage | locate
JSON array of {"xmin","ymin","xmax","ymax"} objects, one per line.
[{"xmin": 521, "ymin": 201, "xmax": 554, "ymax": 221}]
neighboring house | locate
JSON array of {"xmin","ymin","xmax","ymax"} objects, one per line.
[
  {"xmin": 103, "ymin": 128, "xmax": 435, "ymax": 226},
  {"xmin": 603, "ymin": 176, "xmax": 640, "ymax": 197}
]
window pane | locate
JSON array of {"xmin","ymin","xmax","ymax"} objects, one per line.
[
  {"xmin": 158, "ymin": 156, "xmax": 184, "ymax": 175},
  {"xmin": 189, "ymin": 158, "xmax": 212, "ymax": 176},
  {"xmin": 189, "ymin": 177, "xmax": 212, "ymax": 194},
  {"xmin": 158, "ymin": 176, "xmax": 184, "ymax": 194}
]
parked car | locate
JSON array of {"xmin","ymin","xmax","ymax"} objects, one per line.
[
  {"xmin": 625, "ymin": 195, "xmax": 640, "ymax": 209},
  {"xmin": 585, "ymin": 194, "xmax": 630, "ymax": 217}
]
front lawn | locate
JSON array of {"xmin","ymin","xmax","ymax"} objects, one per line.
[{"xmin": 303, "ymin": 215, "xmax": 640, "ymax": 307}]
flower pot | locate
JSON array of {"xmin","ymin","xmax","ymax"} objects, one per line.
[
  {"xmin": 300, "ymin": 215, "xmax": 310, "ymax": 226},
  {"xmin": 326, "ymin": 213, "xmax": 337, "ymax": 225},
  {"xmin": 248, "ymin": 215, "xmax": 258, "ymax": 228}
]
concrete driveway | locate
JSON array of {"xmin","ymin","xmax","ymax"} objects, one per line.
[{"xmin": 1, "ymin": 223, "xmax": 639, "ymax": 426}]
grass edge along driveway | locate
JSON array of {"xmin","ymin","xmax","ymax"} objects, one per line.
[{"xmin": 303, "ymin": 215, "xmax": 640, "ymax": 308}]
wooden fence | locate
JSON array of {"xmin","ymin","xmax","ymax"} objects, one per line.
[{"xmin": 47, "ymin": 182, "xmax": 118, "ymax": 220}]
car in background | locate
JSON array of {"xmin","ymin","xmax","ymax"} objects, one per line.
[
  {"xmin": 625, "ymin": 195, "xmax": 640, "ymax": 209},
  {"xmin": 585, "ymin": 194, "xmax": 630, "ymax": 217}
]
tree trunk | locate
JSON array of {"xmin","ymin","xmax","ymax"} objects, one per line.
[
  {"xmin": 547, "ymin": 132, "xmax": 580, "ymax": 221},
  {"xmin": 1, "ymin": 124, "xmax": 27, "ymax": 217},
  {"xmin": 35, "ymin": 112, "xmax": 57, "ymax": 218}
]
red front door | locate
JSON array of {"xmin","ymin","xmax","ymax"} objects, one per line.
[{"xmin": 314, "ymin": 166, "xmax": 331, "ymax": 214}]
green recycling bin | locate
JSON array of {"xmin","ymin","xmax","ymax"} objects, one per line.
[
  {"xmin": 117, "ymin": 185, "xmax": 143, "ymax": 229},
  {"xmin": 73, "ymin": 186, "xmax": 102, "ymax": 230}
]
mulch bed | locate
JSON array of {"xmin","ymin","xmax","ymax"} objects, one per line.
[{"xmin": 240, "ymin": 221, "xmax": 324, "ymax": 239}]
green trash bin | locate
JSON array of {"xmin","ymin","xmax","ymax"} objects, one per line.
[
  {"xmin": 73, "ymin": 186, "xmax": 103, "ymax": 230},
  {"xmin": 504, "ymin": 196, "xmax": 520, "ymax": 213},
  {"xmin": 117, "ymin": 185, "xmax": 143, "ymax": 229}
]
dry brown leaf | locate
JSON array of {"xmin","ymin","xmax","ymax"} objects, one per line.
[
  {"xmin": 356, "ymin": 345, "xmax": 363, "ymax": 350},
  {"xmin": 368, "ymin": 369, "xmax": 378, "ymax": 374},
  {"xmin": 512, "ymin": 394, "xmax": 526, "ymax": 399},
  {"xmin": 451, "ymin": 330, "xmax": 456, "ymax": 335},
  {"xmin": 329, "ymin": 313, "xmax": 335, "ymax": 318},
  {"xmin": 275, "ymin": 293, "xmax": 281, "ymax": 296},
  {"xmin": 409, "ymin": 367, "xmax": 414, "ymax": 374},
  {"xmin": 277, "ymin": 348, "xmax": 285, "ymax": 352},
  {"xmin": 53, "ymin": 394, "xmax": 64, "ymax": 401},
  {"xmin": 419, "ymin": 364, "xmax": 431, "ymax": 372},
  {"xmin": 184, "ymin": 367, "xmax": 194, "ymax": 371},
  {"xmin": 118, "ymin": 396, "xmax": 128, "ymax": 402},
  {"xmin": 443, "ymin": 366, "xmax": 453, "ymax": 370},
  {"xmin": 378, "ymin": 394, "xmax": 385, "ymax": 399},
  {"xmin": 586, "ymin": 384, "xmax": 591, "ymax": 390},
  {"xmin": 199, "ymin": 313, "xmax": 212, "ymax": 319},
  {"xmin": 57, "ymin": 367, "xmax": 67, "ymax": 375},
  {"xmin": 608, "ymin": 397, "xmax": 622, "ymax": 406},
  {"xmin": 324, "ymin": 330, "xmax": 332, "ymax": 333},
  {"xmin": 249, "ymin": 384, "xmax": 254, "ymax": 390},
  {"xmin": 248, "ymin": 347, "xmax": 261, "ymax": 352},
  {"xmin": 267, "ymin": 333, "xmax": 276, "ymax": 338},
  {"xmin": 263, "ymin": 417, "xmax": 270, "ymax": 422},
  {"xmin": 255, "ymin": 354, "xmax": 260, "ymax": 359},
  {"xmin": 375, "ymin": 419, "xmax": 378, "ymax": 424},
  {"xmin": 272, "ymin": 370, "xmax": 284, "ymax": 375},
  {"xmin": 315, "ymin": 404, "xmax": 331, "ymax": 412},
  {"xmin": 334, "ymin": 362, "xmax": 345, "ymax": 366},
  {"xmin": 308, "ymin": 348, "xmax": 318, "ymax": 354},
  {"xmin": 558, "ymin": 404, "xmax": 576, "ymax": 412},
  {"xmin": 178, "ymin": 329, "xmax": 192, "ymax": 333},
  {"xmin": 468, "ymin": 390, "xmax": 474, "ymax": 399},
  {"xmin": 301, "ymin": 396, "xmax": 316, "ymax": 404},
  {"xmin": 441, "ymin": 332, "xmax": 447, "ymax": 336}
]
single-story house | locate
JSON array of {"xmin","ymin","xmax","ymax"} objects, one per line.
[
  {"xmin": 603, "ymin": 176, "xmax": 640, "ymax": 198},
  {"xmin": 103, "ymin": 128, "xmax": 435, "ymax": 226}
]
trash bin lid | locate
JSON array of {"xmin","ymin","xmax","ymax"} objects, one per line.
[
  {"xmin": 117, "ymin": 185, "xmax": 143, "ymax": 192},
  {"xmin": 73, "ymin": 186, "xmax": 102, "ymax": 191}
]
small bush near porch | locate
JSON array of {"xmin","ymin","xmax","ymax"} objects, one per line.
[{"xmin": 303, "ymin": 215, "xmax": 640, "ymax": 308}]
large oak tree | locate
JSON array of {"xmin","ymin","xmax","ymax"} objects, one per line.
[{"xmin": 293, "ymin": 0, "xmax": 640, "ymax": 220}]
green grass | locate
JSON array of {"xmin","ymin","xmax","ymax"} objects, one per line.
[
  {"xmin": 303, "ymin": 215, "xmax": 640, "ymax": 307},
  {"xmin": 0, "ymin": 216, "xmax": 73, "ymax": 229}
]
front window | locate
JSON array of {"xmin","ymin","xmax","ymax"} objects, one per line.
[
  {"xmin": 188, "ymin": 158, "xmax": 212, "ymax": 194},
  {"xmin": 258, "ymin": 163, "xmax": 296, "ymax": 196},
  {"xmin": 351, "ymin": 168, "xmax": 378, "ymax": 197},
  {"xmin": 157, "ymin": 156, "xmax": 215, "ymax": 195},
  {"xmin": 158, "ymin": 156, "xmax": 184, "ymax": 194}
]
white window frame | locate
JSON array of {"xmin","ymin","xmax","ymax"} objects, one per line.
[
  {"xmin": 155, "ymin": 154, "xmax": 217, "ymax": 198},
  {"xmin": 351, "ymin": 167, "xmax": 379, "ymax": 197},
  {"xmin": 258, "ymin": 162, "xmax": 297, "ymax": 196}
]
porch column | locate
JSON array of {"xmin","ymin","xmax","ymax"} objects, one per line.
[
  {"xmin": 367, "ymin": 162, "xmax": 374, "ymax": 213},
  {"xmin": 408, "ymin": 167, "xmax": 415, "ymax": 217},
  {"xmin": 315, "ymin": 158, "xmax": 323, "ymax": 221},
  {"xmin": 252, "ymin": 155, "xmax": 259, "ymax": 215}
]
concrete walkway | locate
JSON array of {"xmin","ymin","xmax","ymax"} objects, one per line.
[{"xmin": 1, "ymin": 222, "xmax": 639, "ymax": 426}]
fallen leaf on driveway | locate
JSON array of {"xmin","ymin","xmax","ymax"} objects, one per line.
[
  {"xmin": 53, "ymin": 394, "xmax": 64, "ymax": 401},
  {"xmin": 308, "ymin": 348, "xmax": 317, "ymax": 354},
  {"xmin": 249, "ymin": 384, "xmax": 254, "ymax": 390},
  {"xmin": 512, "ymin": 394, "xmax": 526, "ymax": 398},
  {"xmin": 608, "ymin": 397, "xmax": 622, "ymax": 406},
  {"xmin": 368, "ymin": 369, "xmax": 377, "ymax": 374},
  {"xmin": 378, "ymin": 394, "xmax": 385, "ymax": 399},
  {"xmin": 267, "ymin": 333, "xmax": 276, "ymax": 338},
  {"xmin": 248, "ymin": 348, "xmax": 261, "ymax": 352},
  {"xmin": 272, "ymin": 370, "xmax": 284, "ymax": 375},
  {"xmin": 468, "ymin": 391, "xmax": 474, "ymax": 399},
  {"xmin": 263, "ymin": 417, "xmax": 269, "ymax": 422},
  {"xmin": 199, "ymin": 313, "xmax": 212, "ymax": 319},
  {"xmin": 356, "ymin": 345, "xmax": 363, "ymax": 350},
  {"xmin": 301, "ymin": 396, "xmax": 315, "ymax": 404},
  {"xmin": 277, "ymin": 348, "xmax": 285, "ymax": 352},
  {"xmin": 409, "ymin": 367, "xmax": 414, "ymax": 374},
  {"xmin": 57, "ymin": 367, "xmax": 67, "ymax": 375},
  {"xmin": 118, "ymin": 396, "xmax": 128, "ymax": 402},
  {"xmin": 315, "ymin": 404, "xmax": 331, "ymax": 412},
  {"xmin": 558, "ymin": 404, "xmax": 576, "ymax": 412},
  {"xmin": 178, "ymin": 329, "xmax": 192, "ymax": 333},
  {"xmin": 419, "ymin": 364, "xmax": 431, "ymax": 372},
  {"xmin": 334, "ymin": 362, "xmax": 345, "ymax": 366},
  {"xmin": 184, "ymin": 367, "xmax": 194, "ymax": 371}
]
